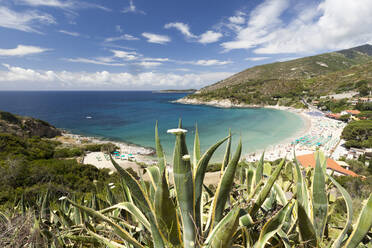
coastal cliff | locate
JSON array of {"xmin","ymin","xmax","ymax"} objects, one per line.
[{"xmin": 0, "ymin": 111, "xmax": 61, "ymax": 138}]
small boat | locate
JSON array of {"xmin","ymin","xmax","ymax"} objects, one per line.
[{"xmin": 86, "ymin": 116, "xmax": 92, "ymax": 119}]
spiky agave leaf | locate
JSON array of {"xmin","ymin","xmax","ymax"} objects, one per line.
[
  {"xmin": 155, "ymin": 168, "xmax": 181, "ymax": 246},
  {"xmin": 220, "ymin": 129, "xmax": 231, "ymax": 174},
  {"xmin": 344, "ymin": 193, "xmax": 372, "ymax": 248},
  {"xmin": 297, "ymin": 203, "xmax": 317, "ymax": 247},
  {"xmin": 328, "ymin": 176, "xmax": 353, "ymax": 248},
  {"xmin": 312, "ymin": 153, "xmax": 328, "ymax": 240},
  {"xmin": 254, "ymin": 203, "xmax": 291, "ymax": 248},
  {"xmin": 193, "ymin": 123, "xmax": 201, "ymax": 169},
  {"xmin": 110, "ymin": 156, "xmax": 165, "ymax": 248},
  {"xmin": 100, "ymin": 202, "xmax": 151, "ymax": 231},
  {"xmin": 205, "ymin": 207, "xmax": 242, "ymax": 248},
  {"xmin": 294, "ymin": 154, "xmax": 311, "ymax": 216},
  {"xmin": 249, "ymin": 158, "xmax": 286, "ymax": 216},
  {"xmin": 255, "ymin": 153, "xmax": 265, "ymax": 185},
  {"xmin": 194, "ymin": 135, "xmax": 230, "ymax": 234},
  {"xmin": 209, "ymin": 139, "xmax": 242, "ymax": 230},
  {"xmin": 155, "ymin": 121, "xmax": 166, "ymax": 173},
  {"xmin": 66, "ymin": 198, "xmax": 144, "ymax": 248},
  {"xmin": 171, "ymin": 122, "xmax": 196, "ymax": 248}
]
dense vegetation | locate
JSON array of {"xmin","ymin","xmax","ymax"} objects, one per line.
[
  {"xmin": 0, "ymin": 132, "xmax": 120, "ymax": 208},
  {"xmin": 1, "ymin": 123, "xmax": 371, "ymax": 247},
  {"xmin": 187, "ymin": 45, "xmax": 372, "ymax": 107},
  {"xmin": 342, "ymin": 120, "xmax": 372, "ymax": 148}
]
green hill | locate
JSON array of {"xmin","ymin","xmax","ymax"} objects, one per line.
[{"xmin": 185, "ymin": 44, "xmax": 372, "ymax": 107}]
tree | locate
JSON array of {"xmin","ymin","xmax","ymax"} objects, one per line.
[{"xmin": 359, "ymin": 84, "xmax": 370, "ymax": 97}]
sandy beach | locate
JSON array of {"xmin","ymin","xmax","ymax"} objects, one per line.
[{"xmin": 175, "ymin": 97, "xmax": 347, "ymax": 162}]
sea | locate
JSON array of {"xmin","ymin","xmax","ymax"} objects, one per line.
[{"xmin": 0, "ymin": 91, "xmax": 304, "ymax": 160}]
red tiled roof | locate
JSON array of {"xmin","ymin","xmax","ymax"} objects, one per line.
[
  {"xmin": 326, "ymin": 113, "xmax": 341, "ymax": 119},
  {"xmin": 346, "ymin": 110, "xmax": 361, "ymax": 115},
  {"xmin": 296, "ymin": 153, "xmax": 359, "ymax": 177}
]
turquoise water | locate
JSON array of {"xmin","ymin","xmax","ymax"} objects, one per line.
[{"xmin": 0, "ymin": 91, "xmax": 304, "ymax": 160}]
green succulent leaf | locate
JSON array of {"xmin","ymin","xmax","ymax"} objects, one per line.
[
  {"xmin": 172, "ymin": 126, "xmax": 196, "ymax": 248},
  {"xmin": 328, "ymin": 176, "xmax": 353, "ymax": 248},
  {"xmin": 249, "ymin": 158, "xmax": 286, "ymax": 216},
  {"xmin": 254, "ymin": 203, "xmax": 291, "ymax": 248},
  {"xmin": 312, "ymin": 152, "xmax": 328, "ymax": 240},
  {"xmin": 344, "ymin": 193, "xmax": 372, "ymax": 248}
]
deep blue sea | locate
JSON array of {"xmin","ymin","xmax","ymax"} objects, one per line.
[{"xmin": 0, "ymin": 91, "xmax": 304, "ymax": 159}]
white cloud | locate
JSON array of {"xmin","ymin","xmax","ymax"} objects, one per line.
[
  {"xmin": 164, "ymin": 22, "xmax": 197, "ymax": 38},
  {"xmin": 135, "ymin": 61, "xmax": 162, "ymax": 68},
  {"xmin": 0, "ymin": 45, "xmax": 50, "ymax": 56},
  {"xmin": 143, "ymin": 57, "xmax": 169, "ymax": 62},
  {"xmin": 0, "ymin": 6, "xmax": 56, "ymax": 33},
  {"xmin": 198, "ymin": 30, "xmax": 223, "ymax": 44},
  {"xmin": 111, "ymin": 50, "xmax": 139, "ymax": 60},
  {"xmin": 16, "ymin": 0, "xmax": 72, "ymax": 8},
  {"xmin": 15, "ymin": 0, "xmax": 111, "ymax": 11},
  {"xmin": 245, "ymin": 57, "xmax": 270, "ymax": 61},
  {"xmin": 59, "ymin": 30, "xmax": 80, "ymax": 37},
  {"xmin": 0, "ymin": 64, "xmax": 233, "ymax": 89},
  {"xmin": 222, "ymin": 0, "xmax": 372, "ymax": 55},
  {"xmin": 222, "ymin": 0, "xmax": 289, "ymax": 51},
  {"xmin": 105, "ymin": 34, "xmax": 139, "ymax": 42},
  {"xmin": 142, "ymin": 32, "xmax": 171, "ymax": 44},
  {"xmin": 229, "ymin": 15, "xmax": 245, "ymax": 25},
  {"xmin": 122, "ymin": 0, "xmax": 145, "ymax": 14},
  {"xmin": 66, "ymin": 58, "xmax": 126, "ymax": 66},
  {"xmin": 193, "ymin": 59, "xmax": 232, "ymax": 66}
]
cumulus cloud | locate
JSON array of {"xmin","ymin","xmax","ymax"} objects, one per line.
[
  {"xmin": 164, "ymin": 22, "xmax": 197, "ymax": 38},
  {"xmin": 105, "ymin": 34, "xmax": 139, "ymax": 42},
  {"xmin": 198, "ymin": 31, "xmax": 223, "ymax": 44},
  {"xmin": 122, "ymin": 0, "xmax": 145, "ymax": 14},
  {"xmin": 0, "ymin": 6, "xmax": 56, "ymax": 33},
  {"xmin": 222, "ymin": 0, "xmax": 372, "ymax": 54},
  {"xmin": 142, "ymin": 32, "xmax": 171, "ymax": 44},
  {"xmin": 0, "ymin": 64, "xmax": 233, "ymax": 90},
  {"xmin": 0, "ymin": 45, "xmax": 50, "ymax": 56}
]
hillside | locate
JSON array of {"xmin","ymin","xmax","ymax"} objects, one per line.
[
  {"xmin": 184, "ymin": 44, "xmax": 372, "ymax": 107},
  {"xmin": 0, "ymin": 111, "xmax": 61, "ymax": 138}
]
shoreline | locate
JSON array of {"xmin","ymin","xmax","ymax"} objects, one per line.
[
  {"xmin": 56, "ymin": 97, "xmax": 346, "ymax": 169},
  {"xmin": 59, "ymin": 131, "xmax": 155, "ymax": 156},
  {"xmin": 174, "ymin": 97, "xmax": 346, "ymax": 161}
]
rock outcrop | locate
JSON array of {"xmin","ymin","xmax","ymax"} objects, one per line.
[{"xmin": 0, "ymin": 111, "xmax": 61, "ymax": 138}]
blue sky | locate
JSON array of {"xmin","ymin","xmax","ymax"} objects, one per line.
[{"xmin": 0, "ymin": 0, "xmax": 371, "ymax": 90}]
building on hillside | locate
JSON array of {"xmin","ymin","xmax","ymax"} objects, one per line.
[
  {"xmin": 325, "ymin": 113, "xmax": 341, "ymax": 120},
  {"xmin": 359, "ymin": 97, "xmax": 372, "ymax": 103},
  {"xmin": 340, "ymin": 110, "xmax": 361, "ymax": 116},
  {"xmin": 296, "ymin": 153, "xmax": 359, "ymax": 177},
  {"xmin": 347, "ymin": 99, "xmax": 359, "ymax": 105}
]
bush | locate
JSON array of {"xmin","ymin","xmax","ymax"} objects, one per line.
[
  {"xmin": 54, "ymin": 147, "xmax": 83, "ymax": 158},
  {"xmin": 342, "ymin": 120, "xmax": 372, "ymax": 148}
]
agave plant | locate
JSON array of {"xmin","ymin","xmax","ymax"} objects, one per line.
[{"xmin": 58, "ymin": 122, "xmax": 372, "ymax": 248}]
